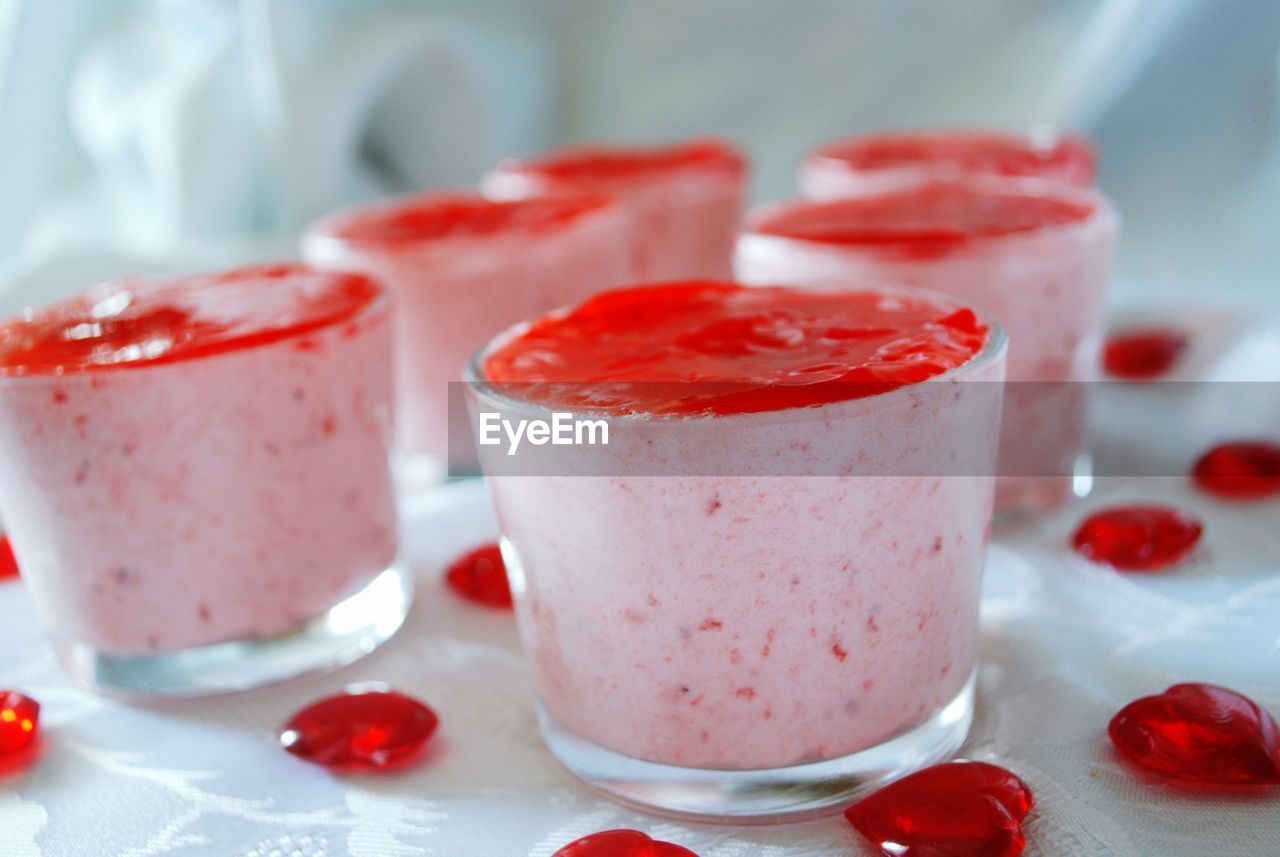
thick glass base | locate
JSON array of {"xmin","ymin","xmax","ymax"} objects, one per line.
[
  {"xmin": 538, "ymin": 671, "xmax": 975, "ymax": 824},
  {"xmin": 56, "ymin": 563, "xmax": 413, "ymax": 698}
]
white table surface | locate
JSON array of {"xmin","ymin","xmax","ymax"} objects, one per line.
[{"xmin": 2, "ymin": 308, "xmax": 1279, "ymax": 857}]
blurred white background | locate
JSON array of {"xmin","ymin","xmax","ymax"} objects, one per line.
[{"xmin": 0, "ymin": 0, "xmax": 1276, "ymax": 310}]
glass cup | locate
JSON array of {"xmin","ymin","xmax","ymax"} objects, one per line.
[
  {"xmin": 800, "ymin": 128, "xmax": 1096, "ymax": 199},
  {"xmin": 465, "ymin": 287, "xmax": 1007, "ymax": 821},
  {"xmin": 481, "ymin": 138, "xmax": 747, "ymax": 282},
  {"xmin": 303, "ymin": 192, "xmax": 630, "ymax": 483},
  {"xmin": 0, "ymin": 265, "xmax": 410, "ymax": 696},
  {"xmin": 737, "ymin": 178, "xmax": 1118, "ymax": 513}
]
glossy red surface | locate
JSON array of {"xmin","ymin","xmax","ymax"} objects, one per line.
[
  {"xmin": 1071, "ymin": 505, "xmax": 1204, "ymax": 571},
  {"xmin": 1192, "ymin": 441, "xmax": 1280, "ymax": 499},
  {"xmin": 1109, "ymin": 683, "xmax": 1280, "ymax": 785},
  {"xmin": 483, "ymin": 281, "xmax": 989, "ymax": 416},
  {"xmin": 0, "ymin": 690, "xmax": 39, "ymax": 756},
  {"xmin": 0, "ymin": 537, "xmax": 18, "ymax": 581},
  {"xmin": 0, "ymin": 264, "xmax": 381, "ymax": 375},
  {"xmin": 445, "ymin": 543, "xmax": 513, "ymax": 609},
  {"xmin": 552, "ymin": 829, "xmax": 699, "ymax": 857},
  {"xmin": 279, "ymin": 688, "xmax": 439, "ymax": 772},
  {"xmin": 843, "ymin": 761, "xmax": 1035, "ymax": 857},
  {"xmin": 752, "ymin": 182, "xmax": 1095, "ymax": 259}
]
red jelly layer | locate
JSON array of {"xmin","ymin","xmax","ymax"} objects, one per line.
[
  {"xmin": 812, "ymin": 131, "xmax": 1095, "ymax": 185},
  {"xmin": 752, "ymin": 182, "xmax": 1096, "ymax": 258},
  {"xmin": 483, "ymin": 281, "xmax": 989, "ymax": 416},
  {"xmin": 328, "ymin": 192, "xmax": 614, "ymax": 248},
  {"xmin": 0, "ymin": 264, "xmax": 381, "ymax": 376},
  {"xmin": 494, "ymin": 138, "xmax": 745, "ymax": 185}
]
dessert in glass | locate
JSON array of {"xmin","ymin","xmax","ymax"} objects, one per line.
[
  {"xmin": 0, "ymin": 264, "xmax": 409, "ymax": 695},
  {"xmin": 800, "ymin": 128, "xmax": 1095, "ymax": 199},
  {"xmin": 303, "ymin": 192, "xmax": 629, "ymax": 481},
  {"xmin": 736, "ymin": 179, "xmax": 1118, "ymax": 512},
  {"xmin": 481, "ymin": 138, "xmax": 747, "ymax": 281},
  {"xmin": 467, "ymin": 281, "xmax": 1007, "ymax": 820}
]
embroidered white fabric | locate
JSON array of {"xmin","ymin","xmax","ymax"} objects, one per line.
[{"xmin": 1, "ymin": 308, "xmax": 1278, "ymax": 856}]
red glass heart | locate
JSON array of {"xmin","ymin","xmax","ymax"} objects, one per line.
[
  {"xmin": 0, "ymin": 537, "xmax": 18, "ymax": 580},
  {"xmin": 0, "ymin": 690, "xmax": 39, "ymax": 756},
  {"xmin": 1104, "ymin": 329, "xmax": 1188, "ymax": 379},
  {"xmin": 844, "ymin": 761, "xmax": 1034, "ymax": 857},
  {"xmin": 1071, "ymin": 504, "xmax": 1203, "ymax": 571},
  {"xmin": 1109, "ymin": 683, "xmax": 1280, "ymax": 785},
  {"xmin": 552, "ymin": 829, "xmax": 698, "ymax": 857},
  {"xmin": 445, "ymin": 542, "xmax": 513, "ymax": 608},
  {"xmin": 279, "ymin": 686, "xmax": 438, "ymax": 772},
  {"xmin": 1192, "ymin": 441, "xmax": 1280, "ymax": 499}
]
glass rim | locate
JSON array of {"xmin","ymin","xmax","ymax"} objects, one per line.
[{"xmin": 464, "ymin": 282, "xmax": 1009, "ymax": 424}]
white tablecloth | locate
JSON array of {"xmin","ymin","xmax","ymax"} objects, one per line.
[{"xmin": 2, "ymin": 308, "xmax": 1279, "ymax": 857}]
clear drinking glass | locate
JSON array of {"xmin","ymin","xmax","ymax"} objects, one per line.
[
  {"xmin": 465, "ymin": 288, "xmax": 1007, "ymax": 821},
  {"xmin": 482, "ymin": 138, "xmax": 747, "ymax": 282},
  {"xmin": 737, "ymin": 177, "xmax": 1118, "ymax": 513},
  {"xmin": 303, "ymin": 192, "xmax": 630, "ymax": 483},
  {"xmin": 0, "ymin": 265, "xmax": 410, "ymax": 695}
]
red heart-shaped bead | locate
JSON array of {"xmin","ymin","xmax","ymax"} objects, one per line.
[
  {"xmin": 0, "ymin": 689, "xmax": 39, "ymax": 757},
  {"xmin": 1104, "ymin": 328, "xmax": 1188, "ymax": 379},
  {"xmin": 1071, "ymin": 504, "xmax": 1203, "ymax": 571},
  {"xmin": 552, "ymin": 829, "xmax": 698, "ymax": 857},
  {"xmin": 279, "ymin": 686, "xmax": 439, "ymax": 772},
  {"xmin": 445, "ymin": 542, "xmax": 513, "ymax": 609},
  {"xmin": 1192, "ymin": 441, "xmax": 1280, "ymax": 499},
  {"xmin": 1109, "ymin": 683, "xmax": 1280, "ymax": 785},
  {"xmin": 0, "ymin": 537, "xmax": 19, "ymax": 581},
  {"xmin": 843, "ymin": 761, "xmax": 1034, "ymax": 857}
]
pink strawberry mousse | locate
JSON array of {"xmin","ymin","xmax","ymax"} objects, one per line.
[
  {"xmin": 474, "ymin": 281, "xmax": 1006, "ymax": 769},
  {"xmin": 303, "ymin": 192, "xmax": 629, "ymax": 471},
  {"xmin": 0, "ymin": 264, "xmax": 398, "ymax": 655},
  {"xmin": 801, "ymin": 129, "xmax": 1095, "ymax": 199},
  {"xmin": 736, "ymin": 179, "xmax": 1118, "ymax": 511},
  {"xmin": 482, "ymin": 139, "xmax": 747, "ymax": 281}
]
